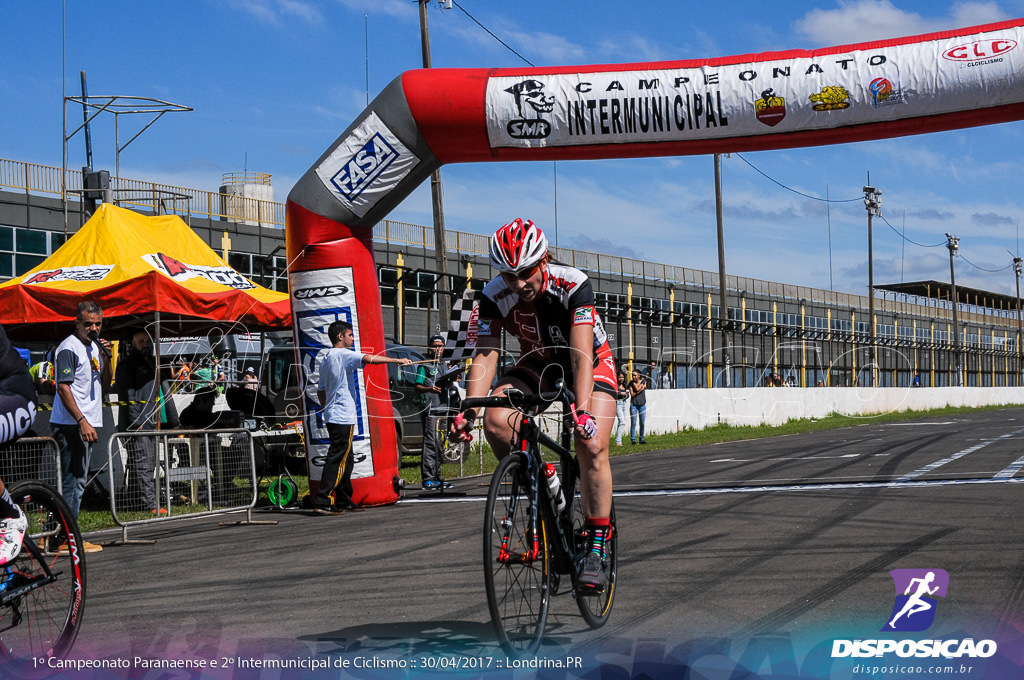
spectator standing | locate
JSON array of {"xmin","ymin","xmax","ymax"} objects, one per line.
[
  {"xmin": 314, "ymin": 320, "xmax": 411, "ymax": 514},
  {"xmin": 242, "ymin": 367, "xmax": 259, "ymax": 391},
  {"xmin": 50, "ymin": 301, "xmax": 109, "ymax": 552},
  {"xmin": 658, "ymin": 362, "xmax": 674, "ymax": 389},
  {"xmin": 614, "ymin": 368, "xmax": 629, "ymax": 446},
  {"xmin": 629, "ymin": 368, "xmax": 647, "ymax": 445},
  {"xmin": 114, "ymin": 329, "xmax": 168, "ymax": 515},
  {"xmin": 415, "ymin": 335, "xmax": 457, "ymax": 490}
]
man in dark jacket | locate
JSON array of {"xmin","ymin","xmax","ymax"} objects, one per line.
[{"xmin": 114, "ymin": 329, "xmax": 163, "ymax": 514}]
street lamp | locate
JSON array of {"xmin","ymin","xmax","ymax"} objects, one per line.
[
  {"xmin": 946, "ymin": 232, "xmax": 962, "ymax": 386},
  {"xmin": 863, "ymin": 184, "xmax": 882, "ymax": 386},
  {"xmin": 419, "ymin": 0, "xmax": 452, "ymax": 300}
]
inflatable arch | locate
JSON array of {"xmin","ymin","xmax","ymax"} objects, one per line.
[{"xmin": 286, "ymin": 18, "xmax": 1024, "ymax": 505}]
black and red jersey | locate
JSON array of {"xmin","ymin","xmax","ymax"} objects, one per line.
[{"xmin": 477, "ymin": 263, "xmax": 615, "ymax": 390}]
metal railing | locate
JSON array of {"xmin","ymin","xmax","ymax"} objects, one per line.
[
  {"xmin": 106, "ymin": 429, "xmax": 260, "ymax": 542},
  {"xmin": 0, "ymin": 436, "xmax": 61, "ymax": 492}
]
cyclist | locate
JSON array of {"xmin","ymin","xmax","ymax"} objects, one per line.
[
  {"xmin": 0, "ymin": 324, "xmax": 34, "ymax": 565},
  {"xmin": 453, "ymin": 218, "xmax": 617, "ymax": 592}
]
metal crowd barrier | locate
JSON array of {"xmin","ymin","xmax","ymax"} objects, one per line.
[
  {"xmin": 107, "ymin": 428, "xmax": 259, "ymax": 542},
  {"xmin": 0, "ymin": 436, "xmax": 61, "ymax": 493}
]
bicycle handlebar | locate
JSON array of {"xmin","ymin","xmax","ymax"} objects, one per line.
[{"xmin": 461, "ymin": 381, "xmax": 577, "ymax": 413}]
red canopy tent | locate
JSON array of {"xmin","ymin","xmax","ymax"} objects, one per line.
[{"xmin": 0, "ymin": 204, "xmax": 290, "ymax": 341}]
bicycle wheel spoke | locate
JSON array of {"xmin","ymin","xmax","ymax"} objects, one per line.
[{"xmin": 483, "ymin": 456, "xmax": 548, "ymax": 655}]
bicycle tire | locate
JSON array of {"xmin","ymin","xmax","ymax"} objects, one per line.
[
  {"xmin": 572, "ymin": 496, "xmax": 617, "ymax": 629},
  {"xmin": 0, "ymin": 481, "xmax": 87, "ymax": 676},
  {"xmin": 483, "ymin": 454, "xmax": 549, "ymax": 656},
  {"xmin": 268, "ymin": 478, "xmax": 297, "ymax": 507}
]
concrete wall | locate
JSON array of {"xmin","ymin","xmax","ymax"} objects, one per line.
[{"xmin": 639, "ymin": 387, "xmax": 1024, "ymax": 434}]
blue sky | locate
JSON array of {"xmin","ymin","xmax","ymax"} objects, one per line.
[{"xmin": 4, "ymin": 0, "xmax": 1024, "ymax": 298}]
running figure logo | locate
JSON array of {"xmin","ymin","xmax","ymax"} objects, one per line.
[{"xmin": 882, "ymin": 569, "xmax": 949, "ymax": 632}]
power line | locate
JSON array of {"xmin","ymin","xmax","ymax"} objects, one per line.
[
  {"xmin": 452, "ymin": 2, "xmax": 534, "ymax": 67},
  {"xmin": 959, "ymin": 253, "xmax": 1013, "ymax": 273},
  {"xmin": 733, "ymin": 153, "xmax": 861, "ymax": 203},
  {"xmin": 878, "ymin": 214, "xmax": 946, "ymax": 248}
]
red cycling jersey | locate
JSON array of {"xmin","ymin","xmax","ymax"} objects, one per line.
[{"xmin": 477, "ymin": 262, "xmax": 617, "ymax": 395}]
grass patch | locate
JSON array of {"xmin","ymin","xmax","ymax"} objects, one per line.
[{"xmin": 77, "ymin": 402, "xmax": 1021, "ymax": 533}]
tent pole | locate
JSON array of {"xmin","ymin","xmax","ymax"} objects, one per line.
[{"xmin": 155, "ymin": 309, "xmax": 162, "ymax": 431}]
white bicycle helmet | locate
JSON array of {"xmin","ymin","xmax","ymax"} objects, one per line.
[{"xmin": 489, "ymin": 218, "xmax": 548, "ymax": 273}]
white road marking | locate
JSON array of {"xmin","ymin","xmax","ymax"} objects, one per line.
[{"xmin": 896, "ymin": 426, "xmax": 1024, "ymax": 481}]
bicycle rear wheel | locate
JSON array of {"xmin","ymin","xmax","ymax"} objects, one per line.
[
  {"xmin": 572, "ymin": 496, "xmax": 617, "ymax": 628},
  {"xmin": 0, "ymin": 481, "xmax": 86, "ymax": 676},
  {"xmin": 483, "ymin": 454, "xmax": 549, "ymax": 655}
]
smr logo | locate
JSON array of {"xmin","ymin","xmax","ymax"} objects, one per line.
[
  {"xmin": 882, "ymin": 569, "xmax": 949, "ymax": 632},
  {"xmin": 504, "ymin": 79, "xmax": 554, "ymax": 139}
]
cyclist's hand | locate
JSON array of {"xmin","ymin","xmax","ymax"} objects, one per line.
[
  {"xmin": 451, "ymin": 412, "xmax": 475, "ymax": 442},
  {"xmin": 574, "ymin": 408, "xmax": 598, "ymax": 440}
]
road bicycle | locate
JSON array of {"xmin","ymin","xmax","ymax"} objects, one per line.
[
  {"xmin": 461, "ymin": 386, "xmax": 617, "ymax": 655},
  {"xmin": 0, "ymin": 480, "xmax": 86, "ymax": 676}
]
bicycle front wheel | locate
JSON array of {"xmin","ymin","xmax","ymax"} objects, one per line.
[
  {"xmin": 483, "ymin": 454, "xmax": 549, "ymax": 655},
  {"xmin": 0, "ymin": 481, "xmax": 86, "ymax": 676}
]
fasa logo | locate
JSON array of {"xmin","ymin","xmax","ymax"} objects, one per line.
[
  {"xmin": 882, "ymin": 568, "xmax": 949, "ymax": 632},
  {"xmin": 330, "ymin": 133, "xmax": 398, "ymax": 201}
]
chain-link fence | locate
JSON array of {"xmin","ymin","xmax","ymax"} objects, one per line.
[{"xmin": 0, "ymin": 436, "xmax": 60, "ymax": 492}]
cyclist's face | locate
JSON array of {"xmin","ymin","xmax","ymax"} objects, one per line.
[{"xmin": 502, "ymin": 261, "xmax": 545, "ymax": 301}]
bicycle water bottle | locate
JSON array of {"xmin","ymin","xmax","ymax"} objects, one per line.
[{"xmin": 544, "ymin": 463, "xmax": 566, "ymax": 513}]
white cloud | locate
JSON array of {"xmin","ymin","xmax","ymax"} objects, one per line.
[
  {"xmin": 224, "ymin": 0, "xmax": 324, "ymax": 26},
  {"xmin": 793, "ymin": 0, "xmax": 1009, "ymax": 46}
]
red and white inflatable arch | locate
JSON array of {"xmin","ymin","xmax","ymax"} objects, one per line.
[{"xmin": 287, "ymin": 18, "xmax": 1024, "ymax": 505}]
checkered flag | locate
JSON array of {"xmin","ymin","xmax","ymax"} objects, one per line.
[{"xmin": 443, "ymin": 287, "xmax": 480, "ymax": 360}]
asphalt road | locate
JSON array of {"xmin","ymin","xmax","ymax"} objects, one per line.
[{"xmin": 47, "ymin": 408, "xmax": 1024, "ymax": 679}]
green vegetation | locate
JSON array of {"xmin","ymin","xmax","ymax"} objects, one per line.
[{"xmin": 77, "ymin": 402, "xmax": 1021, "ymax": 534}]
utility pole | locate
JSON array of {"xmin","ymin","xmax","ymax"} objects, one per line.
[
  {"xmin": 419, "ymin": 0, "xmax": 450, "ymax": 302},
  {"xmin": 714, "ymin": 154, "xmax": 731, "ymax": 387},
  {"xmin": 1015, "ymin": 256, "xmax": 1023, "ymax": 385},
  {"xmin": 946, "ymin": 233, "xmax": 962, "ymax": 386},
  {"xmin": 863, "ymin": 184, "xmax": 882, "ymax": 386}
]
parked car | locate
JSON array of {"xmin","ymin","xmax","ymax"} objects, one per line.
[{"xmin": 260, "ymin": 340, "xmax": 429, "ymax": 456}]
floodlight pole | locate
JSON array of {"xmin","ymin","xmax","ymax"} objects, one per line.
[
  {"xmin": 946, "ymin": 233, "xmax": 962, "ymax": 386},
  {"xmin": 714, "ymin": 154, "xmax": 731, "ymax": 387},
  {"xmin": 863, "ymin": 184, "xmax": 882, "ymax": 387},
  {"xmin": 1015, "ymin": 257, "xmax": 1023, "ymax": 385},
  {"xmin": 419, "ymin": 0, "xmax": 450, "ymax": 302}
]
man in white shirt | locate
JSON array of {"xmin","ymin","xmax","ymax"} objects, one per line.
[
  {"xmin": 50, "ymin": 301, "xmax": 110, "ymax": 553},
  {"xmin": 313, "ymin": 320, "xmax": 411, "ymax": 514}
]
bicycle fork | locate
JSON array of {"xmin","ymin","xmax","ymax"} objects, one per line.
[{"xmin": 498, "ymin": 451, "xmax": 541, "ymax": 564}]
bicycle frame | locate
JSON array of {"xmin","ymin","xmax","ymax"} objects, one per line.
[{"xmin": 500, "ymin": 402, "xmax": 581, "ymax": 580}]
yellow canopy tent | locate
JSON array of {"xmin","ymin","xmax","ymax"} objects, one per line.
[{"xmin": 0, "ymin": 204, "xmax": 290, "ymax": 341}]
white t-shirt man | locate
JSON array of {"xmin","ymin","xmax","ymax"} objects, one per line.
[
  {"xmin": 317, "ymin": 347, "xmax": 365, "ymax": 425},
  {"xmin": 51, "ymin": 334, "xmax": 104, "ymax": 427}
]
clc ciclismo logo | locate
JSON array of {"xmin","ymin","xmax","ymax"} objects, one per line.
[{"xmin": 832, "ymin": 569, "xmax": 998, "ymax": 660}]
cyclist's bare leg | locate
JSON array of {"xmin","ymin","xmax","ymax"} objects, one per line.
[
  {"xmin": 481, "ymin": 377, "xmax": 532, "ymax": 459},
  {"xmin": 574, "ymin": 390, "xmax": 616, "ymax": 518}
]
